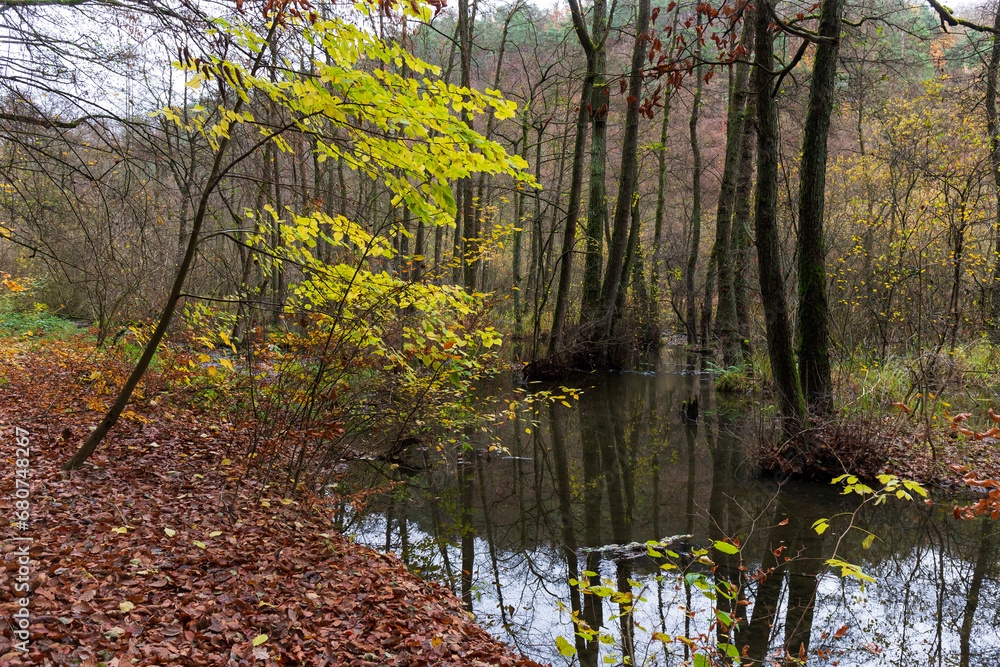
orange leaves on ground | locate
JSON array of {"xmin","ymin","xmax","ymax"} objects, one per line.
[{"xmin": 0, "ymin": 340, "xmax": 544, "ymax": 667}]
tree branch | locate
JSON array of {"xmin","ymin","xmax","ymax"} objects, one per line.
[
  {"xmin": 924, "ymin": 0, "xmax": 1000, "ymax": 34},
  {"xmin": 0, "ymin": 112, "xmax": 88, "ymax": 129}
]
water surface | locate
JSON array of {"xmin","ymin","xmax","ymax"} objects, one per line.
[{"xmin": 339, "ymin": 349, "xmax": 1000, "ymax": 666}]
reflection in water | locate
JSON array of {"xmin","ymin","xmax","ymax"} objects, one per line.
[{"xmin": 340, "ymin": 349, "xmax": 1000, "ymax": 666}]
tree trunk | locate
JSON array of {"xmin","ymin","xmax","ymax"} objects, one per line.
[
  {"xmin": 597, "ymin": 0, "xmax": 651, "ymax": 342},
  {"xmin": 650, "ymin": 90, "xmax": 673, "ymax": 339},
  {"xmin": 709, "ymin": 14, "xmax": 754, "ymax": 367},
  {"xmin": 699, "ymin": 253, "xmax": 716, "ymax": 347},
  {"xmin": 987, "ymin": 5, "xmax": 1000, "ymax": 338},
  {"xmin": 451, "ymin": 183, "xmax": 464, "ymax": 284},
  {"xmin": 732, "ymin": 91, "xmax": 756, "ymax": 356},
  {"xmin": 459, "ymin": 0, "xmax": 477, "ymax": 291},
  {"xmin": 549, "ymin": 0, "xmax": 599, "ymax": 355},
  {"xmin": 752, "ymin": 0, "xmax": 806, "ymax": 430},
  {"xmin": 796, "ymin": 0, "xmax": 844, "ymax": 413},
  {"xmin": 579, "ymin": 0, "xmax": 610, "ymax": 321},
  {"xmin": 684, "ymin": 24, "xmax": 703, "ymax": 345},
  {"xmin": 513, "ymin": 118, "xmax": 529, "ymax": 337},
  {"xmin": 548, "ymin": 76, "xmax": 593, "ymax": 354}
]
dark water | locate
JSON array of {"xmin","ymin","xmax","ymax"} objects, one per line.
[{"xmin": 337, "ymin": 349, "xmax": 1000, "ymax": 666}]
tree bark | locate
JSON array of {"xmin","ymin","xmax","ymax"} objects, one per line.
[
  {"xmin": 458, "ymin": 0, "xmax": 477, "ymax": 291},
  {"xmin": 684, "ymin": 21, "xmax": 704, "ymax": 345},
  {"xmin": 597, "ymin": 0, "xmax": 651, "ymax": 340},
  {"xmin": 650, "ymin": 91, "xmax": 671, "ymax": 336},
  {"xmin": 549, "ymin": 0, "xmax": 598, "ymax": 355},
  {"xmin": 732, "ymin": 91, "xmax": 756, "ymax": 356},
  {"xmin": 513, "ymin": 118, "xmax": 529, "ymax": 337},
  {"xmin": 986, "ymin": 5, "xmax": 1000, "ymax": 338},
  {"xmin": 796, "ymin": 0, "xmax": 844, "ymax": 413},
  {"xmin": 752, "ymin": 0, "xmax": 806, "ymax": 430},
  {"xmin": 709, "ymin": 14, "xmax": 754, "ymax": 367},
  {"xmin": 579, "ymin": 0, "xmax": 610, "ymax": 321}
]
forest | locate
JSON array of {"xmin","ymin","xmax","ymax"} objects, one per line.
[{"xmin": 1, "ymin": 0, "xmax": 1000, "ymax": 664}]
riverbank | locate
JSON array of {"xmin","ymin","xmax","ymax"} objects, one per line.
[
  {"xmin": 0, "ymin": 336, "xmax": 544, "ymax": 666},
  {"xmin": 750, "ymin": 411, "xmax": 1000, "ymax": 490}
]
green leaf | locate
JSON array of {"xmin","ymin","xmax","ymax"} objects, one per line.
[
  {"xmin": 555, "ymin": 635, "xmax": 577, "ymax": 656},
  {"xmin": 713, "ymin": 540, "xmax": 740, "ymax": 555}
]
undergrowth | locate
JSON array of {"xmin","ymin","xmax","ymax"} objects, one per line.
[{"xmin": 0, "ymin": 309, "xmax": 81, "ymax": 337}]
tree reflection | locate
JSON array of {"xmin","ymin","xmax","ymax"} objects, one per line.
[{"xmin": 347, "ymin": 348, "xmax": 1000, "ymax": 667}]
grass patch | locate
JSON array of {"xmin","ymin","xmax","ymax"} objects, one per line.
[{"xmin": 0, "ymin": 310, "xmax": 82, "ymax": 337}]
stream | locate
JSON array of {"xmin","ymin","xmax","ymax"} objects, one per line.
[{"xmin": 336, "ymin": 348, "xmax": 1000, "ymax": 666}]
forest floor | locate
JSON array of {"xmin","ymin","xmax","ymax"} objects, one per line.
[
  {"xmin": 2, "ymin": 324, "xmax": 998, "ymax": 666},
  {"xmin": 0, "ymin": 332, "xmax": 545, "ymax": 667}
]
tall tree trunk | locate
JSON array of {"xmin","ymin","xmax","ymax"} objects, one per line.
[
  {"xmin": 986, "ymin": 5, "xmax": 1000, "ymax": 338},
  {"xmin": 459, "ymin": 0, "xmax": 477, "ymax": 291},
  {"xmin": 474, "ymin": 2, "xmax": 515, "ymax": 288},
  {"xmin": 271, "ymin": 142, "xmax": 286, "ymax": 325},
  {"xmin": 548, "ymin": 84, "xmax": 593, "ymax": 354},
  {"xmin": 796, "ymin": 0, "xmax": 844, "ymax": 413},
  {"xmin": 597, "ymin": 0, "xmax": 651, "ymax": 342},
  {"xmin": 709, "ymin": 14, "xmax": 754, "ymax": 367},
  {"xmin": 549, "ymin": 0, "xmax": 599, "ymax": 355},
  {"xmin": 579, "ymin": 0, "xmax": 610, "ymax": 321},
  {"xmin": 732, "ymin": 92, "xmax": 756, "ymax": 356},
  {"xmin": 618, "ymin": 200, "xmax": 650, "ymax": 339},
  {"xmin": 650, "ymin": 90, "xmax": 673, "ymax": 338},
  {"xmin": 513, "ymin": 118, "xmax": 529, "ymax": 337},
  {"xmin": 451, "ymin": 183, "xmax": 464, "ymax": 284},
  {"xmin": 699, "ymin": 253, "xmax": 715, "ymax": 347},
  {"xmin": 684, "ymin": 22, "xmax": 704, "ymax": 345},
  {"xmin": 752, "ymin": 0, "xmax": 806, "ymax": 430}
]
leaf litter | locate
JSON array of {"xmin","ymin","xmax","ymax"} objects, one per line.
[{"xmin": 0, "ymin": 337, "xmax": 546, "ymax": 666}]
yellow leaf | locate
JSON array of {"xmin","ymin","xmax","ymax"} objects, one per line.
[
  {"xmin": 252, "ymin": 634, "xmax": 268, "ymax": 646},
  {"xmin": 164, "ymin": 528, "xmax": 176, "ymax": 537},
  {"xmin": 209, "ymin": 531, "xmax": 223, "ymax": 537},
  {"xmin": 221, "ymin": 458, "xmax": 232, "ymax": 466},
  {"xmin": 193, "ymin": 540, "xmax": 206, "ymax": 549},
  {"xmin": 112, "ymin": 526, "xmax": 128, "ymax": 534},
  {"xmin": 431, "ymin": 637, "xmax": 442, "ymax": 648},
  {"xmin": 120, "ymin": 601, "xmax": 134, "ymax": 612}
]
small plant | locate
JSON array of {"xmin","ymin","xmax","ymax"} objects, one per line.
[{"xmin": 706, "ymin": 361, "xmax": 751, "ymax": 393}]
